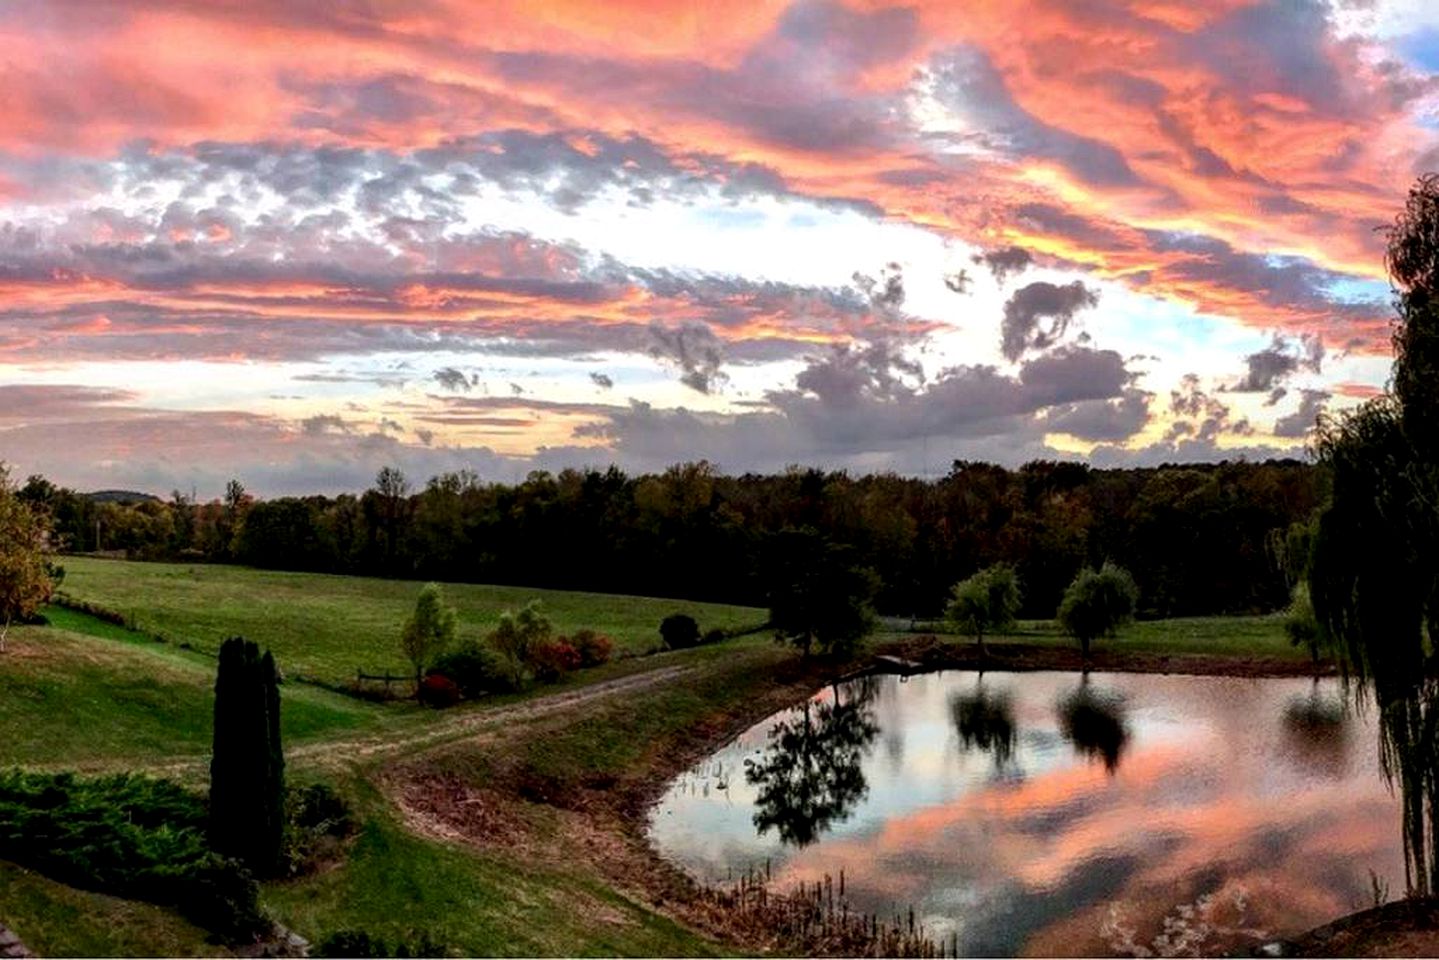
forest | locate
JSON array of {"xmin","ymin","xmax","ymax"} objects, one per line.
[{"xmin": 16, "ymin": 457, "xmax": 1324, "ymax": 621}]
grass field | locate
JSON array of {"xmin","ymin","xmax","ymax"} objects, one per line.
[
  {"xmin": 58, "ymin": 557, "xmax": 768, "ymax": 684},
  {"xmin": 1, "ymin": 614, "xmax": 391, "ymax": 769},
  {"xmin": 898, "ymin": 612, "xmax": 1299, "ymax": 659}
]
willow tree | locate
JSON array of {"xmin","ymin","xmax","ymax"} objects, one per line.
[{"xmin": 1310, "ymin": 174, "xmax": 1439, "ymax": 896}]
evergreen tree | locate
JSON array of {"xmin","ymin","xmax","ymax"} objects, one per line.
[{"xmin": 209, "ymin": 637, "xmax": 285, "ymax": 875}]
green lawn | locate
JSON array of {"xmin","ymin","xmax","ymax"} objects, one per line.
[
  {"xmin": 0, "ymin": 615, "xmax": 390, "ymax": 770},
  {"xmin": 903, "ymin": 612, "xmax": 1300, "ymax": 659},
  {"xmin": 265, "ymin": 785, "xmax": 718, "ymax": 958},
  {"xmin": 0, "ymin": 860, "xmax": 229, "ymax": 958},
  {"xmin": 58, "ymin": 558, "xmax": 767, "ymax": 684}
]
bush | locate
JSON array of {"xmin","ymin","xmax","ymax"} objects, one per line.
[
  {"xmin": 0, "ymin": 770, "xmax": 265, "ymax": 940},
  {"xmin": 702, "ymin": 627, "xmax": 727, "ymax": 646},
  {"xmin": 430, "ymin": 641, "xmax": 515, "ymax": 698},
  {"xmin": 660, "ymin": 613, "xmax": 701, "ymax": 650},
  {"xmin": 282, "ymin": 781, "xmax": 355, "ymax": 875},
  {"xmin": 314, "ymin": 930, "xmax": 450, "ymax": 958},
  {"xmin": 417, "ymin": 673, "xmax": 462, "ymax": 708},
  {"xmin": 571, "ymin": 629, "xmax": 613, "ymax": 668},
  {"xmin": 527, "ymin": 639, "xmax": 581, "ymax": 683},
  {"xmin": 491, "ymin": 601, "xmax": 552, "ymax": 687}
]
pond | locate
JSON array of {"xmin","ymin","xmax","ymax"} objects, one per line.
[{"xmin": 648, "ymin": 670, "xmax": 1405, "ymax": 957}]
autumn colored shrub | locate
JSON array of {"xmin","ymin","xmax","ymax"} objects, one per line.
[
  {"xmin": 527, "ymin": 638, "xmax": 581, "ymax": 683},
  {"xmin": 571, "ymin": 629, "xmax": 613, "ymax": 668},
  {"xmin": 417, "ymin": 673, "xmax": 461, "ymax": 708}
]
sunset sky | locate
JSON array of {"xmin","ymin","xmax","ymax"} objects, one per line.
[{"xmin": 2, "ymin": 0, "xmax": 1437, "ymax": 496}]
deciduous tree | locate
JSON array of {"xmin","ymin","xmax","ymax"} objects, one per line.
[{"xmin": 0, "ymin": 466, "xmax": 54, "ymax": 653}]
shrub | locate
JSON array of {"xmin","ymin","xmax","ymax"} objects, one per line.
[
  {"xmin": 527, "ymin": 639, "xmax": 581, "ymax": 683},
  {"xmin": 430, "ymin": 641, "xmax": 515, "ymax": 698},
  {"xmin": 417, "ymin": 673, "xmax": 462, "ymax": 708},
  {"xmin": 0, "ymin": 770, "xmax": 264, "ymax": 940},
  {"xmin": 660, "ymin": 613, "xmax": 701, "ymax": 650},
  {"xmin": 571, "ymin": 629, "xmax": 613, "ymax": 668},
  {"xmin": 314, "ymin": 930, "xmax": 450, "ymax": 958},
  {"xmin": 284, "ymin": 782, "xmax": 355, "ymax": 869},
  {"xmin": 702, "ymin": 627, "xmax": 727, "ymax": 646},
  {"xmin": 491, "ymin": 600, "xmax": 552, "ymax": 687}
]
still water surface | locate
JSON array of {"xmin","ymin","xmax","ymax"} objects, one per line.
[{"xmin": 649, "ymin": 670, "xmax": 1404, "ymax": 957}]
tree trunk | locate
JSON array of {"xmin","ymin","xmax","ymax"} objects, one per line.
[
  {"xmin": 1081, "ymin": 634, "xmax": 1091, "ymax": 663},
  {"xmin": 0, "ymin": 614, "xmax": 9, "ymax": 653},
  {"xmin": 976, "ymin": 627, "xmax": 985, "ymax": 659}
]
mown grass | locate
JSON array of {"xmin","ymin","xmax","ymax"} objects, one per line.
[
  {"xmin": 0, "ymin": 860, "xmax": 231, "ymax": 958},
  {"xmin": 0, "ymin": 618, "xmax": 389, "ymax": 769},
  {"xmin": 60, "ymin": 557, "xmax": 767, "ymax": 684},
  {"xmin": 902, "ymin": 612, "xmax": 1300, "ymax": 659},
  {"xmin": 263, "ymin": 781, "xmax": 719, "ymax": 958}
]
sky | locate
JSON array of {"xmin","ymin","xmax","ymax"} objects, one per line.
[{"xmin": 1, "ymin": 0, "xmax": 1436, "ymax": 497}]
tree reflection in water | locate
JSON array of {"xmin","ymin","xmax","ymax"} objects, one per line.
[
  {"xmin": 1058, "ymin": 680, "xmax": 1129, "ymax": 773},
  {"xmin": 952, "ymin": 678, "xmax": 1017, "ymax": 771},
  {"xmin": 744, "ymin": 678, "xmax": 880, "ymax": 847},
  {"xmin": 1280, "ymin": 684, "xmax": 1350, "ymax": 778}
]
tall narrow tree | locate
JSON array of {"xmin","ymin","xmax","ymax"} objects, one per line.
[{"xmin": 210, "ymin": 637, "xmax": 285, "ymax": 875}]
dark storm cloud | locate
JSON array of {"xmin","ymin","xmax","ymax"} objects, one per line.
[{"xmin": 1001, "ymin": 280, "xmax": 1101, "ymax": 361}]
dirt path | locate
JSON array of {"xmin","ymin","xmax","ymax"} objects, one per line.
[
  {"xmin": 294, "ymin": 664, "xmax": 694, "ymax": 765},
  {"xmin": 131, "ymin": 663, "xmax": 694, "ymax": 780}
]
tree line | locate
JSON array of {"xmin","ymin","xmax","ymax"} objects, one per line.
[{"xmin": 15, "ymin": 457, "xmax": 1325, "ymax": 619}]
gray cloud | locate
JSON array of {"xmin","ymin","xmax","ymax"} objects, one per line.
[
  {"xmin": 648, "ymin": 322, "xmax": 728, "ymax": 394},
  {"xmin": 1229, "ymin": 333, "xmax": 1325, "ymax": 393},
  {"xmin": 589, "ymin": 372, "xmax": 614, "ymax": 389},
  {"xmin": 1273, "ymin": 388, "xmax": 1330, "ymax": 438},
  {"xmin": 433, "ymin": 367, "xmax": 471, "ymax": 392},
  {"xmin": 1001, "ymin": 280, "xmax": 1100, "ymax": 361},
  {"xmin": 973, "ymin": 246, "xmax": 1033, "ymax": 284}
]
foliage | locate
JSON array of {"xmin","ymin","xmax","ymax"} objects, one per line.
[
  {"xmin": 491, "ymin": 600, "xmax": 552, "ymax": 687},
  {"xmin": 1309, "ymin": 174, "xmax": 1439, "ymax": 895},
  {"xmin": 766, "ymin": 528, "xmax": 878, "ymax": 659},
  {"xmin": 945, "ymin": 563, "xmax": 1021, "ymax": 652},
  {"xmin": 429, "ymin": 640, "xmax": 516, "ymax": 698},
  {"xmin": 282, "ymin": 782, "xmax": 356, "ymax": 877},
  {"xmin": 0, "ymin": 465, "xmax": 55, "ymax": 652},
  {"xmin": 569, "ymin": 628, "xmax": 613, "ymax": 668},
  {"xmin": 659, "ymin": 613, "xmax": 701, "ymax": 650},
  {"xmin": 210, "ymin": 636, "xmax": 286, "ymax": 877},
  {"xmin": 31, "ymin": 457, "xmax": 1325, "ymax": 623},
  {"xmin": 401, "ymin": 582, "xmax": 457, "ymax": 686},
  {"xmin": 1283, "ymin": 582, "xmax": 1326, "ymax": 668},
  {"xmin": 0, "ymin": 770, "xmax": 264, "ymax": 940},
  {"xmin": 528, "ymin": 638, "xmax": 582, "ymax": 683},
  {"xmin": 1057, "ymin": 562, "xmax": 1139, "ymax": 658},
  {"xmin": 417, "ymin": 673, "xmax": 462, "ymax": 708}
]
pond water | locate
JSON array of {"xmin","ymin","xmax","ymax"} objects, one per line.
[{"xmin": 648, "ymin": 670, "xmax": 1405, "ymax": 957}]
